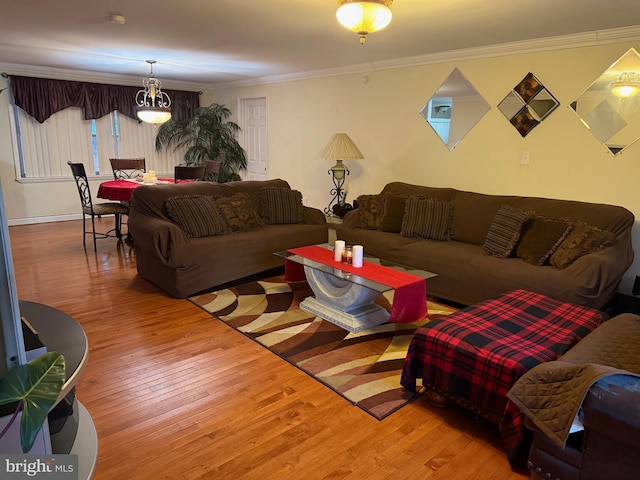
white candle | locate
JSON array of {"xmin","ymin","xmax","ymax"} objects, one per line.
[
  {"xmin": 334, "ymin": 240, "xmax": 345, "ymax": 262},
  {"xmin": 352, "ymin": 245, "xmax": 364, "ymax": 268}
]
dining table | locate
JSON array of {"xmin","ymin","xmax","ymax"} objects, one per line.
[{"xmin": 97, "ymin": 178, "xmax": 174, "ymax": 202}]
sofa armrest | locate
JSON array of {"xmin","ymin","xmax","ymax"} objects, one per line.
[
  {"xmin": 339, "ymin": 209, "xmax": 360, "ymax": 229},
  {"xmin": 303, "ymin": 206, "xmax": 328, "ymax": 225},
  {"xmin": 128, "ymin": 211, "xmax": 191, "ymax": 267}
]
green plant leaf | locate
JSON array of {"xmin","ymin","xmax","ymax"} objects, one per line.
[{"xmin": 0, "ymin": 352, "xmax": 66, "ymax": 452}]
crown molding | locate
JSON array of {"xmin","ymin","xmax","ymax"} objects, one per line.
[{"xmin": 215, "ymin": 25, "xmax": 640, "ymax": 89}]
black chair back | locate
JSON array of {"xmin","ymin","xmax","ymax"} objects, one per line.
[
  {"xmin": 175, "ymin": 165, "xmax": 206, "ymax": 183},
  {"xmin": 203, "ymin": 160, "xmax": 221, "ymax": 181},
  {"xmin": 110, "ymin": 158, "xmax": 146, "ymax": 180},
  {"xmin": 68, "ymin": 161, "xmax": 94, "ymax": 212}
]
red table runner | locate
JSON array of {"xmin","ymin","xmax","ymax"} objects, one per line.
[{"xmin": 286, "ymin": 245, "xmax": 428, "ymax": 323}]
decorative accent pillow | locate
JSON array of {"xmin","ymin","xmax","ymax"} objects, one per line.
[
  {"xmin": 357, "ymin": 194, "xmax": 386, "ymax": 230},
  {"xmin": 548, "ymin": 222, "xmax": 614, "ymax": 269},
  {"xmin": 214, "ymin": 192, "xmax": 264, "ymax": 232},
  {"xmin": 483, "ymin": 205, "xmax": 529, "ymax": 258},
  {"xmin": 379, "ymin": 195, "xmax": 408, "ymax": 233},
  {"xmin": 515, "ymin": 214, "xmax": 573, "ymax": 266},
  {"xmin": 165, "ymin": 195, "xmax": 229, "ymax": 238},
  {"xmin": 259, "ymin": 187, "xmax": 304, "ymax": 224},
  {"xmin": 400, "ymin": 196, "xmax": 453, "ymax": 241}
]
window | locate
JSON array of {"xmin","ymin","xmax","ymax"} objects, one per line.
[{"xmin": 11, "ymin": 105, "xmax": 184, "ymax": 180}]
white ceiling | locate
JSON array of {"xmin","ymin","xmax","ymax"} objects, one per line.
[{"xmin": 1, "ymin": 0, "xmax": 640, "ymax": 89}]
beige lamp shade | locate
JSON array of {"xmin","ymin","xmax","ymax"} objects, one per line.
[{"xmin": 318, "ymin": 133, "xmax": 364, "ymax": 161}]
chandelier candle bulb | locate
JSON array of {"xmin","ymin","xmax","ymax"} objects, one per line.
[
  {"xmin": 334, "ymin": 240, "xmax": 345, "ymax": 262},
  {"xmin": 352, "ymin": 245, "xmax": 364, "ymax": 267}
]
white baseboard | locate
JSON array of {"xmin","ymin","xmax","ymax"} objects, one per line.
[{"xmin": 8, "ymin": 214, "xmax": 82, "ymax": 226}]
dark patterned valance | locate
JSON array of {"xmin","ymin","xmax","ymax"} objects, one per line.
[{"xmin": 8, "ymin": 75, "xmax": 200, "ymax": 123}]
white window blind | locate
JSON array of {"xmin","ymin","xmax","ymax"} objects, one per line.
[{"xmin": 13, "ymin": 106, "xmax": 185, "ymax": 179}]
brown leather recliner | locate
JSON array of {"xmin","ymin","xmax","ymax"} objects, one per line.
[
  {"xmin": 528, "ymin": 379, "xmax": 640, "ymax": 480},
  {"xmin": 517, "ymin": 313, "xmax": 640, "ymax": 479}
]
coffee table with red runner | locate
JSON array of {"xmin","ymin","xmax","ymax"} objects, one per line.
[{"xmin": 276, "ymin": 244, "xmax": 437, "ymax": 333}]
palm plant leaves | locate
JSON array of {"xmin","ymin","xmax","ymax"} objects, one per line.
[
  {"xmin": 155, "ymin": 103, "xmax": 247, "ymax": 182},
  {"xmin": 0, "ymin": 352, "xmax": 66, "ymax": 452}
]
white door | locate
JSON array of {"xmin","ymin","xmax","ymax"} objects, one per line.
[{"xmin": 239, "ymin": 97, "xmax": 267, "ymax": 180}]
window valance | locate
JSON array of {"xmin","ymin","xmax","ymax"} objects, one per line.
[{"xmin": 8, "ymin": 75, "xmax": 200, "ymax": 124}]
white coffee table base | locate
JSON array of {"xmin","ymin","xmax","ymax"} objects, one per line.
[{"xmin": 300, "ymin": 266, "xmax": 390, "ymax": 333}]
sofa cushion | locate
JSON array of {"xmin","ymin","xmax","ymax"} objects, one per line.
[
  {"xmin": 215, "ymin": 192, "xmax": 265, "ymax": 232},
  {"xmin": 165, "ymin": 195, "xmax": 229, "ymax": 238},
  {"xmin": 379, "ymin": 194, "xmax": 408, "ymax": 233},
  {"xmin": 549, "ymin": 222, "xmax": 614, "ymax": 269},
  {"xmin": 400, "ymin": 196, "xmax": 453, "ymax": 241},
  {"xmin": 357, "ymin": 194, "xmax": 386, "ymax": 230},
  {"xmin": 515, "ymin": 215, "xmax": 573, "ymax": 266},
  {"xmin": 259, "ymin": 187, "xmax": 304, "ymax": 224},
  {"xmin": 483, "ymin": 205, "xmax": 529, "ymax": 258}
]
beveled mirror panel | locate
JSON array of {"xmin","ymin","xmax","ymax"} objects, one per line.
[
  {"xmin": 420, "ymin": 67, "xmax": 490, "ymax": 151},
  {"xmin": 571, "ymin": 47, "xmax": 640, "ymax": 156}
]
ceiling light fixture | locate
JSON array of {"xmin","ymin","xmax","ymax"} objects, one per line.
[
  {"xmin": 336, "ymin": 0, "xmax": 393, "ymax": 45},
  {"xmin": 611, "ymin": 72, "xmax": 640, "ymax": 98},
  {"xmin": 135, "ymin": 60, "xmax": 172, "ymax": 125}
]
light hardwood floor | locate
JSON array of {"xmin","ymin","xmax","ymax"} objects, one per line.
[{"xmin": 9, "ymin": 219, "xmax": 529, "ymax": 480}]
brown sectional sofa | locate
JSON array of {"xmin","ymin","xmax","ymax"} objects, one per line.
[
  {"xmin": 336, "ymin": 182, "xmax": 635, "ymax": 309},
  {"xmin": 128, "ymin": 178, "xmax": 328, "ymax": 298}
]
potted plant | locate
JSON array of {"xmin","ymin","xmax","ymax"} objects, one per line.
[
  {"xmin": 0, "ymin": 352, "xmax": 65, "ymax": 453},
  {"xmin": 155, "ymin": 103, "xmax": 248, "ymax": 183}
]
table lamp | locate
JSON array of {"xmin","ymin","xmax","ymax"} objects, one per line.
[{"xmin": 317, "ymin": 133, "xmax": 364, "ymax": 214}]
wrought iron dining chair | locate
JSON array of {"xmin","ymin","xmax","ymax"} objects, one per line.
[
  {"xmin": 68, "ymin": 161, "xmax": 130, "ymax": 251},
  {"xmin": 174, "ymin": 165, "xmax": 206, "ymax": 183},
  {"xmin": 109, "ymin": 157, "xmax": 146, "ymax": 180},
  {"xmin": 204, "ymin": 159, "xmax": 221, "ymax": 181}
]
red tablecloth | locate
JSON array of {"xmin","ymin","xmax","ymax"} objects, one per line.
[
  {"xmin": 286, "ymin": 245, "xmax": 428, "ymax": 323},
  {"xmin": 97, "ymin": 179, "xmax": 173, "ymax": 201}
]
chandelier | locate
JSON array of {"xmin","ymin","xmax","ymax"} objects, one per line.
[
  {"xmin": 611, "ymin": 72, "xmax": 640, "ymax": 98},
  {"xmin": 336, "ymin": 0, "xmax": 393, "ymax": 45},
  {"xmin": 135, "ymin": 60, "xmax": 172, "ymax": 124}
]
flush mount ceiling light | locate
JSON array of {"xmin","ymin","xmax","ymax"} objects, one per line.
[
  {"xmin": 336, "ymin": 0, "xmax": 393, "ymax": 45},
  {"xmin": 611, "ymin": 72, "xmax": 640, "ymax": 98},
  {"xmin": 135, "ymin": 60, "xmax": 172, "ymax": 125}
]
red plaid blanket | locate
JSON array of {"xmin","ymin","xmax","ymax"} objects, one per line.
[{"xmin": 400, "ymin": 289, "xmax": 607, "ymax": 449}]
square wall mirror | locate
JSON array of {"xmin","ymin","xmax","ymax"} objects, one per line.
[
  {"xmin": 420, "ymin": 67, "xmax": 490, "ymax": 151},
  {"xmin": 570, "ymin": 47, "xmax": 640, "ymax": 156},
  {"xmin": 498, "ymin": 72, "xmax": 559, "ymax": 137}
]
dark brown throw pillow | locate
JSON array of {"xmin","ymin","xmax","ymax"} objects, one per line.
[
  {"xmin": 357, "ymin": 194, "xmax": 386, "ymax": 230},
  {"xmin": 515, "ymin": 215, "xmax": 572, "ymax": 266},
  {"xmin": 165, "ymin": 195, "xmax": 229, "ymax": 238},
  {"xmin": 400, "ymin": 196, "xmax": 453, "ymax": 241},
  {"xmin": 379, "ymin": 195, "xmax": 408, "ymax": 233},
  {"xmin": 214, "ymin": 192, "xmax": 264, "ymax": 232},
  {"xmin": 259, "ymin": 187, "xmax": 304, "ymax": 225},
  {"xmin": 483, "ymin": 205, "xmax": 529, "ymax": 258},
  {"xmin": 548, "ymin": 222, "xmax": 614, "ymax": 269}
]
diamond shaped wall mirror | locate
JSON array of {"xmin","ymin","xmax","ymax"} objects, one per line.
[
  {"xmin": 498, "ymin": 72, "xmax": 559, "ymax": 137},
  {"xmin": 570, "ymin": 47, "xmax": 640, "ymax": 156},
  {"xmin": 420, "ymin": 67, "xmax": 490, "ymax": 151}
]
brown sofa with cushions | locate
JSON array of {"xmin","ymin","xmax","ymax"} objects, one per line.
[
  {"xmin": 128, "ymin": 178, "xmax": 328, "ymax": 298},
  {"xmin": 336, "ymin": 182, "xmax": 634, "ymax": 308}
]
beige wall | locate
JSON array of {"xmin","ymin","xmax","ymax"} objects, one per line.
[
  {"xmin": 211, "ymin": 42, "xmax": 640, "ymax": 290},
  {"xmin": 2, "ymin": 40, "xmax": 640, "ymax": 289}
]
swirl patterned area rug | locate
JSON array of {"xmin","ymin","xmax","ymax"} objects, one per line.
[{"xmin": 189, "ymin": 275, "xmax": 457, "ymax": 420}]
